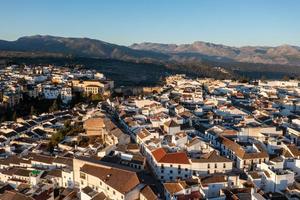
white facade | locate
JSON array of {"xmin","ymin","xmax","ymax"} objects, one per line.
[
  {"xmin": 191, "ymin": 160, "xmax": 233, "ymax": 175},
  {"xmin": 43, "ymin": 85, "xmax": 60, "ymax": 99},
  {"xmin": 60, "ymin": 87, "xmax": 72, "ymax": 104}
]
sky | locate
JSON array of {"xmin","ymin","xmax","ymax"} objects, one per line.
[{"xmin": 0, "ymin": 0, "xmax": 299, "ymax": 47}]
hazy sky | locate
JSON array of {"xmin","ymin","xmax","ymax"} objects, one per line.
[{"xmin": 0, "ymin": 0, "xmax": 299, "ymax": 46}]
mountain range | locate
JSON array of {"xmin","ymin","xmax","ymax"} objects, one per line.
[
  {"xmin": 0, "ymin": 35, "xmax": 168, "ymax": 63},
  {"xmin": 0, "ymin": 35, "xmax": 300, "ymax": 67},
  {"xmin": 1, "ymin": 35, "xmax": 300, "ymax": 84},
  {"xmin": 131, "ymin": 42, "xmax": 300, "ymax": 66}
]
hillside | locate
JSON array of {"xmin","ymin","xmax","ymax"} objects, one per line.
[
  {"xmin": 1, "ymin": 35, "xmax": 300, "ymax": 66},
  {"xmin": 0, "ymin": 35, "xmax": 300, "ymax": 83},
  {"xmin": 131, "ymin": 41, "xmax": 300, "ymax": 66},
  {"xmin": 0, "ymin": 35, "xmax": 170, "ymax": 63}
]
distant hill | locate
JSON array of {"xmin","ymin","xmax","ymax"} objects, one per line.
[
  {"xmin": 131, "ymin": 41, "xmax": 300, "ymax": 66},
  {"xmin": 0, "ymin": 35, "xmax": 300, "ymax": 66},
  {"xmin": 0, "ymin": 35, "xmax": 170, "ymax": 63},
  {"xmin": 1, "ymin": 35, "xmax": 300, "ymax": 82}
]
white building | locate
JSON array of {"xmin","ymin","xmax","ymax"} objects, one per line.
[
  {"xmin": 60, "ymin": 87, "xmax": 72, "ymax": 104},
  {"xmin": 43, "ymin": 85, "xmax": 60, "ymax": 99}
]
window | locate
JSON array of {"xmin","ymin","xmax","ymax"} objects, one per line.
[
  {"xmin": 223, "ymin": 163, "xmax": 226, "ymax": 168},
  {"xmin": 100, "ymin": 181, "xmax": 102, "ymax": 186},
  {"xmin": 185, "ymin": 168, "xmax": 188, "ymax": 171},
  {"xmin": 170, "ymin": 170, "xmax": 173, "ymax": 174},
  {"xmin": 215, "ymin": 164, "xmax": 217, "ymax": 168},
  {"xmin": 80, "ymin": 172, "xmax": 86, "ymax": 180},
  {"xmin": 170, "ymin": 176, "xmax": 173, "ymax": 180},
  {"xmin": 170, "ymin": 164, "xmax": 173, "ymax": 167},
  {"xmin": 113, "ymin": 191, "xmax": 116, "ymax": 195},
  {"xmin": 161, "ymin": 176, "xmax": 164, "ymax": 180},
  {"xmin": 107, "ymin": 187, "xmax": 110, "ymax": 190},
  {"xmin": 208, "ymin": 164, "xmax": 210, "ymax": 168}
]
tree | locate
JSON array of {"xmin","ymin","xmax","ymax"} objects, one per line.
[
  {"xmin": 0, "ymin": 115, "xmax": 6, "ymax": 123},
  {"xmin": 12, "ymin": 111, "xmax": 17, "ymax": 121},
  {"xmin": 50, "ymin": 131, "xmax": 64, "ymax": 146},
  {"xmin": 49, "ymin": 100, "xmax": 59, "ymax": 113},
  {"xmin": 91, "ymin": 93, "xmax": 103, "ymax": 102},
  {"xmin": 78, "ymin": 136, "xmax": 90, "ymax": 147},
  {"xmin": 282, "ymin": 75, "xmax": 290, "ymax": 81},
  {"xmin": 47, "ymin": 142, "xmax": 55, "ymax": 153},
  {"xmin": 86, "ymin": 93, "xmax": 93, "ymax": 103},
  {"xmin": 64, "ymin": 120, "xmax": 71, "ymax": 128},
  {"xmin": 260, "ymin": 75, "xmax": 266, "ymax": 82},
  {"xmin": 239, "ymin": 76, "xmax": 249, "ymax": 83},
  {"xmin": 30, "ymin": 105, "xmax": 37, "ymax": 116},
  {"xmin": 17, "ymin": 78, "xmax": 27, "ymax": 85}
]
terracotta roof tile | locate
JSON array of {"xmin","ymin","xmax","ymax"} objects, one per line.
[
  {"xmin": 151, "ymin": 148, "xmax": 166, "ymax": 161},
  {"xmin": 81, "ymin": 164, "xmax": 140, "ymax": 194},
  {"xmin": 84, "ymin": 117, "xmax": 105, "ymax": 130},
  {"xmin": 0, "ymin": 191, "xmax": 34, "ymax": 200},
  {"xmin": 164, "ymin": 120, "xmax": 179, "ymax": 127},
  {"xmin": 201, "ymin": 175, "xmax": 227, "ymax": 187},
  {"xmin": 219, "ymin": 136, "xmax": 268, "ymax": 160},
  {"xmin": 192, "ymin": 150, "xmax": 232, "ymax": 163},
  {"xmin": 137, "ymin": 128, "xmax": 151, "ymax": 140},
  {"xmin": 152, "ymin": 148, "xmax": 190, "ymax": 164},
  {"xmin": 287, "ymin": 145, "xmax": 300, "ymax": 157},
  {"xmin": 164, "ymin": 182, "xmax": 184, "ymax": 195},
  {"xmin": 140, "ymin": 186, "xmax": 158, "ymax": 200}
]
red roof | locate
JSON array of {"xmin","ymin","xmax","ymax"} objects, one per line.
[
  {"xmin": 177, "ymin": 191, "xmax": 202, "ymax": 200},
  {"xmin": 152, "ymin": 148, "xmax": 167, "ymax": 161},
  {"xmin": 152, "ymin": 148, "xmax": 190, "ymax": 164}
]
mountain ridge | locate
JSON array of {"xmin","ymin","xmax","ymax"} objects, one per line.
[
  {"xmin": 130, "ymin": 41, "xmax": 300, "ymax": 66},
  {"xmin": 0, "ymin": 35, "xmax": 170, "ymax": 63},
  {"xmin": 0, "ymin": 35, "xmax": 300, "ymax": 67}
]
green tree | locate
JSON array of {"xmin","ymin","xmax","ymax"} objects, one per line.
[
  {"xmin": 239, "ymin": 76, "xmax": 249, "ymax": 83},
  {"xmin": 64, "ymin": 120, "xmax": 71, "ymax": 128},
  {"xmin": 12, "ymin": 111, "xmax": 17, "ymax": 121},
  {"xmin": 260, "ymin": 75, "xmax": 266, "ymax": 82},
  {"xmin": 282, "ymin": 75, "xmax": 290, "ymax": 81},
  {"xmin": 50, "ymin": 131, "xmax": 64, "ymax": 146},
  {"xmin": 17, "ymin": 78, "xmax": 27, "ymax": 85},
  {"xmin": 0, "ymin": 115, "xmax": 6, "ymax": 123},
  {"xmin": 49, "ymin": 100, "xmax": 59, "ymax": 112},
  {"xmin": 47, "ymin": 142, "xmax": 55, "ymax": 153},
  {"xmin": 91, "ymin": 93, "xmax": 103, "ymax": 102},
  {"xmin": 30, "ymin": 105, "xmax": 37, "ymax": 116}
]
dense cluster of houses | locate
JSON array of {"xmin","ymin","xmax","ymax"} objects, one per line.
[
  {"xmin": 0, "ymin": 65, "xmax": 113, "ymax": 107},
  {"xmin": 110, "ymin": 75, "xmax": 300, "ymax": 199},
  {"xmin": 0, "ymin": 73, "xmax": 300, "ymax": 200}
]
